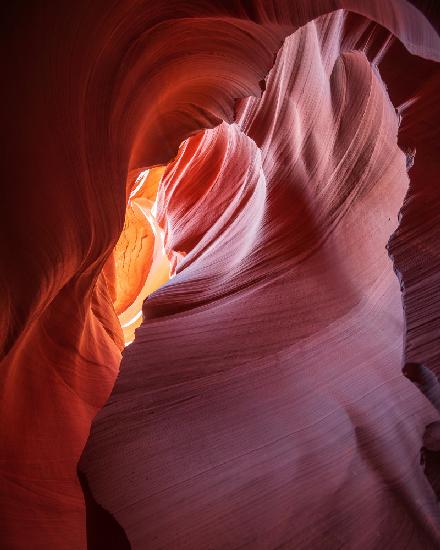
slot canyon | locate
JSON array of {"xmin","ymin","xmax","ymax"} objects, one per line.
[{"xmin": 1, "ymin": 1, "xmax": 440, "ymax": 548}]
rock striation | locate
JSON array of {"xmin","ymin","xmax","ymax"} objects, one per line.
[{"xmin": 1, "ymin": 1, "xmax": 440, "ymax": 548}]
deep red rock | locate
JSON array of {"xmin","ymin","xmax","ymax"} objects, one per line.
[{"xmin": 1, "ymin": 1, "xmax": 440, "ymax": 548}]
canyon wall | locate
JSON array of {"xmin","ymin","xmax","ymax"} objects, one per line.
[{"xmin": 1, "ymin": 1, "xmax": 440, "ymax": 548}]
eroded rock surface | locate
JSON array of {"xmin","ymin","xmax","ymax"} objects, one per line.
[{"xmin": 1, "ymin": 1, "xmax": 440, "ymax": 548}]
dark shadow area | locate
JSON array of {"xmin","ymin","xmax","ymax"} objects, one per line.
[
  {"xmin": 78, "ymin": 470, "xmax": 131, "ymax": 550},
  {"xmin": 422, "ymin": 422, "xmax": 440, "ymax": 501}
]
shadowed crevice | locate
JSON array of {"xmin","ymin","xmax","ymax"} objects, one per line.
[{"xmin": 78, "ymin": 470, "xmax": 131, "ymax": 550}]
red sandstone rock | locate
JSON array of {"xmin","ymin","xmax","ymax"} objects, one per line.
[{"xmin": 1, "ymin": 1, "xmax": 439, "ymax": 549}]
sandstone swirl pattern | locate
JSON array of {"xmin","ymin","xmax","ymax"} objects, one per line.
[{"xmin": 1, "ymin": 1, "xmax": 440, "ymax": 549}]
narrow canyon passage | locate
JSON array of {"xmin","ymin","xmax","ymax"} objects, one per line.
[{"xmin": 1, "ymin": 2, "xmax": 440, "ymax": 549}]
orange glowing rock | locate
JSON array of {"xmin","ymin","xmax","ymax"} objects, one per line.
[{"xmin": 111, "ymin": 167, "xmax": 171, "ymax": 345}]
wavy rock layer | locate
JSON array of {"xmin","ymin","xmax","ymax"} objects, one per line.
[
  {"xmin": 1, "ymin": 1, "xmax": 439, "ymax": 549},
  {"xmin": 81, "ymin": 6, "xmax": 440, "ymax": 550}
]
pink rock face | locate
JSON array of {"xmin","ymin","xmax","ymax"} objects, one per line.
[{"xmin": 1, "ymin": 1, "xmax": 440, "ymax": 549}]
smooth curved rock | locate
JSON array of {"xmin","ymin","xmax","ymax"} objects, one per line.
[
  {"xmin": 81, "ymin": 8, "xmax": 440, "ymax": 550},
  {"xmin": 1, "ymin": 1, "xmax": 439, "ymax": 548}
]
